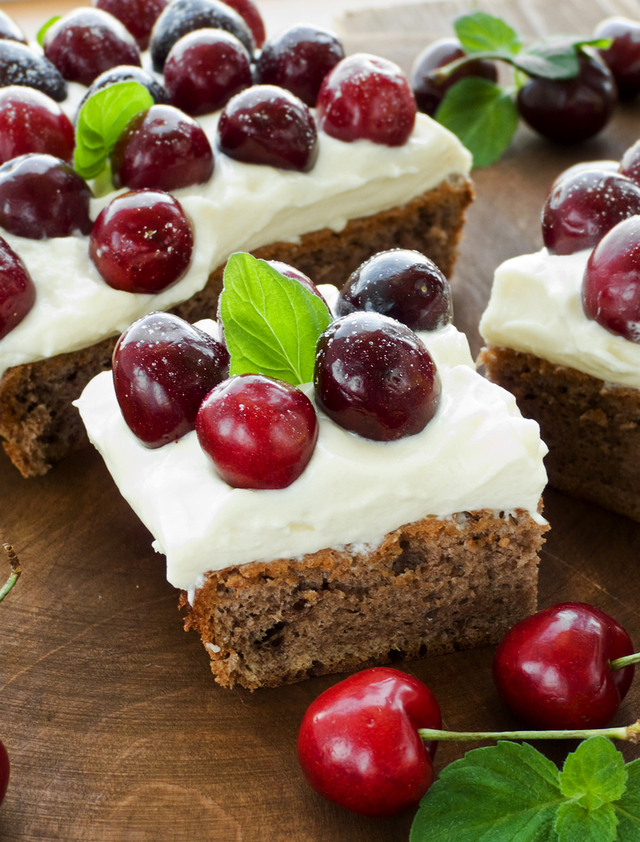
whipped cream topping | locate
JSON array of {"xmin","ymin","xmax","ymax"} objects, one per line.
[
  {"xmin": 76, "ymin": 317, "xmax": 548, "ymax": 592},
  {"xmin": 480, "ymin": 248, "xmax": 640, "ymax": 390}
]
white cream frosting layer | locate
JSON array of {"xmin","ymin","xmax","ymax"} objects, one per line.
[
  {"xmin": 0, "ymin": 111, "xmax": 471, "ymax": 381},
  {"xmin": 480, "ymin": 248, "xmax": 640, "ymax": 390},
  {"xmin": 76, "ymin": 319, "xmax": 548, "ymax": 592}
]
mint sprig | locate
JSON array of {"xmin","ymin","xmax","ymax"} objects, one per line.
[
  {"xmin": 219, "ymin": 253, "xmax": 332, "ymax": 386},
  {"xmin": 36, "ymin": 15, "xmax": 61, "ymax": 47},
  {"xmin": 455, "ymin": 11, "xmax": 521, "ymax": 57}
]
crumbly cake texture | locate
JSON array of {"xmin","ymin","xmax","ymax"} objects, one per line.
[
  {"xmin": 0, "ymin": 175, "xmax": 473, "ymax": 477},
  {"xmin": 180, "ymin": 507, "xmax": 547, "ymax": 690},
  {"xmin": 480, "ymin": 346, "xmax": 640, "ymax": 522}
]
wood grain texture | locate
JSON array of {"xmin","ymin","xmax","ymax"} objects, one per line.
[{"xmin": 1, "ymin": 1, "xmax": 640, "ymax": 840}]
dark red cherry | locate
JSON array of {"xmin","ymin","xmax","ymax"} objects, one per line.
[
  {"xmin": 256, "ymin": 25, "xmax": 345, "ymax": 107},
  {"xmin": 314, "ymin": 312, "xmax": 441, "ymax": 441},
  {"xmin": 196, "ymin": 374, "xmax": 318, "ymax": 489},
  {"xmin": 96, "ymin": 0, "xmax": 169, "ymax": 50},
  {"xmin": 164, "ymin": 29, "xmax": 252, "ymax": 116},
  {"xmin": 594, "ymin": 17, "xmax": 640, "ymax": 99},
  {"xmin": 0, "ymin": 236, "xmax": 36, "ymax": 340},
  {"xmin": 43, "ymin": 8, "xmax": 141, "ymax": 87},
  {"xmin": 89, "ymin": 190, "xmax": 194, "ymax": 294},
  {"xmin": 221, "ymin": 0, "xmax": 265, "ymax": 48},
  {"xmin": 113, "ymin": 312, "xmax": 230, "ymax": 448},
  {"xmin": 0, "ymin": 154, "xmax": 92, "ymax": 239},
  {"xmin": 542, "ymin": 169, "xmax": 640, "ymax": 255},
  {"xmin": 582, "ymin": 215, "xmax": 640, "ymax": 342},
  {"xmin": 0, "ymin": 738, "xmax": 9, "ymax": 807},
  {"xmin": 0, "ymin": 40, "xmax": 66, "ymax": 102},
  {"xmin": 550, "ymin": 159, "xmax": 618, "ymax": 191},
  {"xmin": 316, "ymin": 53, "xmax": 416, "ymax": 146},
  {"xmin": 410, "ymin": 37, "xmax": 498, "ymax": 117},
  {"xmin": 111, "ymin": 104, "xmax": 214, "ymax": 191},
  {"xmin": 218, "ymin": 85, "xmax": 318, "ymax": 172},
  {"xmin": 619, "ymin": 138, "xmax": 640, "ymax": 186},
  {"xmin": 78, "ymin": 66, "xmax": 169, "ymax": 119},
  {"xmin": 336, "ymin": 249, "xmax": 452, "ymax": 331},
  {"xmin": 0, "ymin": 10, "xmax": 27, "ymax": 45},
  {"xmin": 0, "ymin": 86, "xmax": 74, "ymax": 166}
]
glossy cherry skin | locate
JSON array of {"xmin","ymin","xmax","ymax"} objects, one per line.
[
  {"xmin": 0, "ymin": 40, "xmax": 67, "ymax": 103},
  {"xmin": 0, "ymin": 738, "xmax": 9, "ymax": 806},
  {"xmin": 0, "ymin": 86, "xmax": 74, "ymax": 166},
  {"xmin": 297, "ymin": 667, "xmax": 441, "ymax": 817},
  {"xmin": 316, "ymin": 53, "xmax": 416, "ymax": 146},
  {"xmin": 96, "ymin": 0, "xmax": 169, "ymax": 50},
  {"xmin": 595, "ymin": 17, "xmax": 640, "ymax": 98},
  {"xmin": 113, "ymin": 312, "xmax": 230, "ymax": 448},
  {"xmin": 336, "ymin": 249, "xmax": 453, "ymax": 331},
  {"xmin": 314, "ymin": 312, "xmax": 441, "ymax": 441},
  {"xmin": 196, "ymin": 374, "xmax": 319, "ymax": 489},
  {"xmin": 550, "ymin": 159, "xmax": 618, "ymax": 191},
  {"xmin": 221, "ymin": 0, "xmax": 265, "ymax": 48},
  {"xmin": 493, "ymin": 602, "xmax": 635, "ymax": 729},
  {"xmin": 542, "ymin": 169, "xmax": 640, "ymax": 255},
  {"xmin": 582, "ymin": 215, "xmax": 640, "ymax": 342},
  {"xmin": 0, "ymin": 236, "xmax": 36, "ymax": 340}
]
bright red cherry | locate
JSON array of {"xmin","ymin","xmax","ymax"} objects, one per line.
[
  {"xmin": 316, "ymin": 53, "xmax": 416, "ymax": 146},
  {"xmin": 493, "ymin": 602, "xmax": 635, "ymax": 729},
  {"xmin": 113, "ymin": 312, "xmax": 230, "ymax": 448},
  {"xmin": 297, "ymin": 668, "xmax": 441, "ymax": 817},
  {"xmin": 0, "ymin": 738, "xmax": 8, "ymax": 806},
  {"xmin": 96, "ymin": 0, "xmax": 169, "ymax": 50},
  {"xmin": 0, "ymin": 236, "xmax": 36, "ymax": 340},
  {"xmin": 0, "ymin": 40, "xmax": 67, "ymax": 103},
  {"xmin": 196, "ymin": 374, "xmax": 318, "ymax": 489},
  {"xmin": 595, "ymin": 17, "xmax": 640, "ymax": 98},
  {"xmin": 221, "ymin": 0, "xmax": 264, "ymax": 48},
  {"xmin": 582, "ymin": 215, "xmax": 640, "ymax": 342},
  {"xmin": 0, "ymin": 86, "xmax": 74, "ymax": 166}
]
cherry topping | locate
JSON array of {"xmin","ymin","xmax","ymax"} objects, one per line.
[
  {"xmin": 619, "ymin": 138, "xmax": 640, "ymax": 186},
  {"xmin": 218, "ymin": 85, "xmax": 318, "ymax": 172},
  {"xmin": 43, "ymin": 8, "xmax": 141, "ymax": 87},
  {"xmin": 0, "ymin": 40, "xmax": 67, "ymax": 103},
  {"xmin": 314, "ymin": 312, "xmax": 441, "ymax": 441},
  {"xmin": 111, "ymin": 104, "xmax": 214, "ymax": 191},
  {"xmin": 550, "ymin": 159, "xmax": 618, "ymax": 191},
  {"xmin": 0, "ymin": 738, "xmax": 8, "ymax": 807},
  {"xmin": 0, "ymin": 10, "xmax": 27, "ymax": 45},
  {"xmin": 78, "ymin": 66, "xmax": 169, "ymax": 119},
  {"xmin": 410, "ymin": 37, "xmax": 498, "ymax": 117},
  {"xmin": 594, "ymin": 16, "xmax": 640, "ymax": 99},
  {"xmin": 164, "ymin": 29, "xmax": 252, "ymax": 116},
  {"xmin": 113, "ymin": 312, "xmax": 230, "ymax": 448},
  {"xmin": 316, "ymin": 53, "xmax": 416, "ymax": 147},
  {"xmin": 196, "ymin": 374, "xmax": 319, "ymax": 489},
  {"xmin": 0, "ymin": 236, "xmax": 36, "ymax": 340},
  {"xmin": 221, "ymin": 0, "xmax": 265, "ymax": 49},
  {"xmin": 542, "ymin": 169, "xmax": 640, "ymax": 255},
  {"xmin": 0, "ymin": 154, "xmax": 92, "ymax": 239},
  {"xmin": 256, "ymin": 25, "xmax": 345, "ymax": 107},
  {"xmin": 96, "ymin": 0, "xmax": 169, "ymax": 51},
  {"xmin": 336, "ymin": 249, "xmax": 453, "ymax": 331},
  {"xmin": 582, "ymin": 215, "xmax": 640, "ymax": 342},
  {"xmin": 0, "ymin": 86, "xmax": 74, "ymax": 166},
  {"xmin": 89, "ymin": 190, "xmax": 194, "ymax": 294}
]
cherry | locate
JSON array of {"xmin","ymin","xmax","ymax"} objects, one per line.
[
  {"xmin": 619, "ymin": 138, "xmax": 640, "ymax": 186},
  {"xmin": 0, "ymin": 236, "xmax": 36, "ymax": 340},
  {"xmin": 78, "ymin": 66, "xmax": 169, "ymax": 119},
  {"xmin": 164, "ymin": 29, "xmax": 252, "ymax": 116},
  {"xmin": 517, "ymin": 51, "xmax": 617, "ymax": 143},
  {"xmin": 336, "ymin": 249, "xmax": 453, "ymax": 331},
  {"xmin": 0, "ymin": 40, "xmax": 67, "ymax": 103},
  {"xmin": 95, "ymin": 0, "xmax": 169, "ymax": 51},
  {"xmin": 89, "ymin": 190, "xmax": 194, "ymax": 294},
  {"xmin": 493, "ymin": 602, "xmax": 635, "ymax": 729},
  {"xmin": 0, "ymin": 738, "xmax": 8, "ymax": 806},
  {"xmin": 196, "ymin": 374, "xmax": 318, "ymax": 489},
  {"xmin": 221, "ymin": 0, "xmax": 264, "ymax": 48},
  {"xmin": 218, "ymin": 86, "xmax": 318, "ymax": 172},
  {"xmin": 113, "ymin": 312, "xmax": 229, "ymax": 448},
  {"xmin": 594, "ymin": 17, "xmax": 640, "ymax": 99},
  {"xmin": 542, "ymin": 169, "xmax": 640, "ymax": 255},
  {"xmin": 111, "ymin": 104, "xmax": 214, "ymax": 192},
  {"xmin": 314, "ymin": 312, "xmax": 441, "ymax": 441},
  {"xmin": 297, "ymin": 667, "xmax": 441, "ymax": 818},
  {"xmin": 550, "ymin": 159, "xmax": 618, "ymax": 190},
  {"xmin": 43, "ymin": 8, "xmax": 141, "ymax": 87},
  {"xmin": 0, "ymin": 10, "xmax": 27, "ymax": 45},
  {"xmin": 582, "ymin": 214, "xmax": 640, "ymax": 342},
  {"xmin": 316, "ymin": 53, "xmax": 416, "ymax": 146},
  {"xmin": 0, "ymin": 87, "xmax": 74, "ymax": 166},
  {"xmin": 410, "ymin": 37, "xmax": 498, "ymax": 117},
  {"xmin": 256, "ymin": 25, "xmax": 345, "ymax": 107},
  {"xmin": 0, "ymin": 154, "xmax": 92, "ymax": 239}
]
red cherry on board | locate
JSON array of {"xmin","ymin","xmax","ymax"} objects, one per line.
[
  {"xmin": 297, "ymin": 667, "xmax": 441, "ymax": 817},
  {"xmin": 493, "ymin": 602, "xmax": 635, "ymax": 729}
]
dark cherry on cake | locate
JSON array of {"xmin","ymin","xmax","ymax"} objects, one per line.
[
  {"xmin": 595, "ymin": 17, "xmax": 640, "ymax": 98},
  {"xmin": 0, "ymin": 237, "xmax": 36, "ymax": 340},
  {"xmin": 221, "ymin": 0, "xmax": 265, "ymax": 48},
  {"xmin": 113, "ymin": 312, "xmax": 230, "ymax": 448},
  {"xmin": 0, "ymin": 87, "xmax": 74, "ymax": 166},
  {"xmin": 619, "ymin": 138, "xmax": 640, "ymax": 186},
  {"xmin": 78, "ymin": 66, "xmax": 170, "ymax": 119},
  {"xmin": 96, "ymin": 0, "xmax": 169, "ymax": 50},
  {"xmin": 0, "ymin": 40, "xmax": 67, "ymax": 103}
]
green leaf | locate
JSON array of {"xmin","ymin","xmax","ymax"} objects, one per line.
[
  {"xmin": 36, "ymin": 15, "xmax": 61, "ymax": 47},
  {"xmin": 614, "ymin": 759, "xmax": 640, "ymax": 841},
  {"xmin": 74, "ymin": 81, "xmax": 153, "ymax": 180},
  {"xmin": 436, "ymin": 77, "xmax": 519, "ymax": 169},
  {"xmin": 410, "ymin": 741, "xmax": 563, "ymax": 842},
  {"xmin": 559, "ymin": 737, "xmax": 628, "ymax": 809},
  {"xmin": 514, "ymin": 38, "xmax": 614, "ymax": 80},
  {"xmin": 454, "ymin": 11, "xmax": 521, "ymax": 57},
  {"xmin": 219, "ymin": 253, "xmax": 332, "ymax": 386},
  {"xmin": 555, "ymin": 801, "xmax": 618, "ymax": 842}
]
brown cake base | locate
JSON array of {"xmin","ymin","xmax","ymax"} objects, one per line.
[
  {"xmin": 480, "ymin": 346, "xmax": 640, "ymax": 522},
  {"xmin": 0, "ymin": 174, "xmax": 473, "ymax": 477},
  {"xmin": 180, "ymin": 507, "xmax": 547, "ymax": 690}
]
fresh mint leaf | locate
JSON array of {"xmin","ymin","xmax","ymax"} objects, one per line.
[
  {"xmin": 555, "ymin": 801, "xmax": 618, "ymax": 842},
  {"xmin": 614, "ymin": 759, "xmax": 640, "ymax": 841},
  {"xmin": 219, "ymin": 253, "xmax": 332, "ymax": 386},
  {"xmin": 410, "ymin": 741, "xmax": 563, "ymax": 842},
  {"xmin": 436, "ymin": 77, "xmax": 519, "ymax": 169},
  {"xmin": 36, "ymin": 16, "xmax": 60, "ymax": 47},
  {"xmin": 559, "ymin": 737, "xmax": 628, "ymax": 809},
  {"xmin": 513, "ymin": 38, "xmax": 610, "ymax": 81},
  {"xmin": 74, "ymin": 81, "xmax": 153, "ymax": 180},
  {"xmin": 454, "ymin": 11, "xmax": 521, "ymax": 57}
]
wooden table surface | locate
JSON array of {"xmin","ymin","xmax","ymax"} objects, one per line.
[{"xmin": 1, "ymin": 1, "xmax": 640, "ymax": 840}]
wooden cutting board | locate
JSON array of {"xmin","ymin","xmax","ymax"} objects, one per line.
[{"xmin": 1, "ymin": 2, "xmax": 640, "ymax": 840}]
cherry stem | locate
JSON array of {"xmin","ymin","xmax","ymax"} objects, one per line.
[
  {"xmin": 611, "ymin": 652, "xmax": 640, "ymax": 671},
  {"xmin": 0, "ymin": 543, "xmax": 21, "ymax": 604},
  {"xmin": 418, "ymin": 720, "xmax": 640, "ymax": 744}
]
